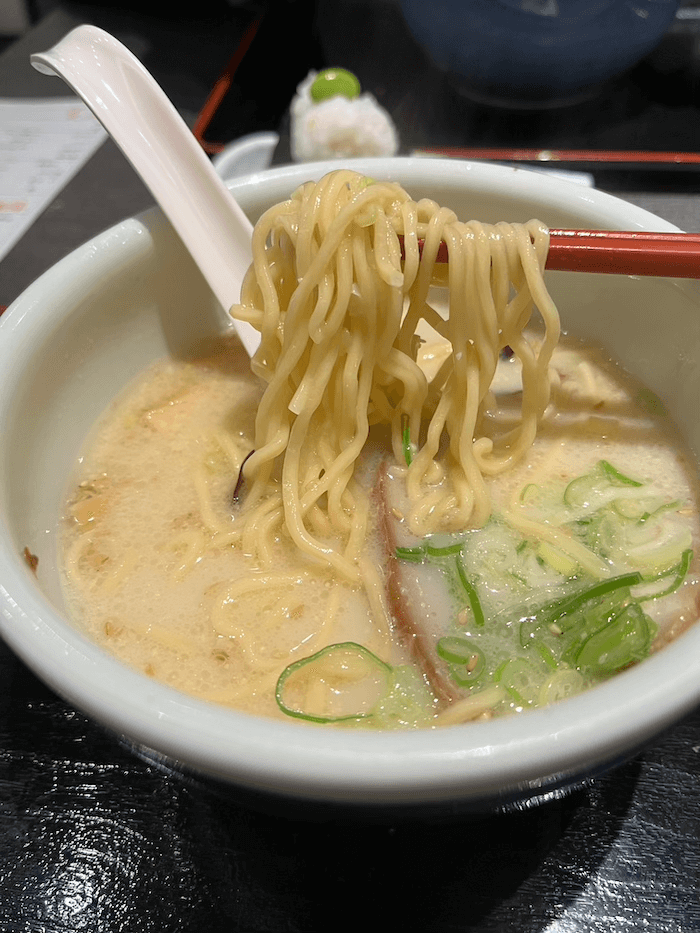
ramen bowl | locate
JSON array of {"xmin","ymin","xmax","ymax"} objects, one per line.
[{"xmin": 2, "ymin": 157, "xmax": 700, "ymax": 810}]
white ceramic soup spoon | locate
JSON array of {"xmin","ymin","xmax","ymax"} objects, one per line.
[{"xmin": 31, "ymin": 24, "xmax": 261, "ymax": 357}]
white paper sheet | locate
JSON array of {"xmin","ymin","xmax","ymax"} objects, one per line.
[{"xmin": 0, "ymin": 98, "xmax": 107, "ymax": 264}]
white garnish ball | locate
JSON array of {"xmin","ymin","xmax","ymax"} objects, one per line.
[{"xmin": 290, "ymin": 70, "xmax": 399, "ymax": 162}]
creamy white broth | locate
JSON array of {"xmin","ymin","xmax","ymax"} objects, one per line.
[
  {"xmin": 60, "ymin": 344, "xmax": 410, "ymax": 721},
  {"xmin": 60, "ymin": 336, "xmax": 700, "ymax": 727}
]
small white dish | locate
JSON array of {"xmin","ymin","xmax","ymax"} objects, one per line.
[{"xmin": 213, "ymin": 131, "xmax": 279, "ymax": 181}]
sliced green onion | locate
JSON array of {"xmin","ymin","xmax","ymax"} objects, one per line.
[
  {"xmin": 401, "ymin": 413, "xmax": 413, "ymax": 466},
  {"xmin": 508, "ymin": 570, "xmax": 529, "ymax": 587},
  {"xmin": 638, "ymin": 500, "xmax": 681, "ymax": 524},
  {"xmin": 611, "ymin": 498, "xmax": 648, "ymax": 521},
  {"xmin": 451, "ymin": 657, "xmax": 486, "ymax": 687},
  {"xmin": 558, "ymin": 586, "xmax": 633, "ymax": 666},
  {"xmin": 634, "ymin": 548, "xmax": 693, "ymax": 602},
  {"xmin": 437, "ymin": 636, "xmax": 479, "ymax": 664},
  {"xmin": 519, "ymin": 571, "xmax": 642, "ymax": 646},
  {"xmin": 556, "ymin": 585, "xmax": 628, "ymax": 639},
  {"xmin": 546, "ymin": 571, "xmax": 643, "ymax": 624},
  {"xmin": 396, "ymin": 545, "xmax": 424, "ymax": 563},
  {"xmin": 275, "ymin": 642, "xmax": 392, "ymax": 724},
  {"xmin": 454, "ymin": 557, "xmax": 485, "ymax": 628},
  {"xmin": 611, "ymin": 496, "xmax": 674, "ymax": 522},
  {"xmin": 564, "ymin": 460, "xmax": 643, "ymax": 508},
  {"xmin": 396, "ymin": 542, "xmax": 484, "ymax": 626},
  {"xmin": 624, "ymin": 526, "xmax": 692, "ymax": 574},
  {"xmin": 538, "ymin": 668, "xmax": 585, "ymax": 705},
  {"xmin": 599, "ymin": 460, "xmax": 643, "ymax": 487},
  {"xmin": 425, "ymin": 540, "xmax": 464, "ymax": 557},
  {"xmin": 564, "ymin": 473, "xmax": 597, "ymax": 508},
  {"xmin": 494, "ymin": 658, "xmax": 543, "ymax": 706},
  {"xmin": 533, "ymin": 640, "xmax": 559, "ymax": 670},
  {"xmin": 437, "ymin": 637, "xmax": 485, "ymax": 686},
  {"xmin": 574, "ymin": 603, "xmax": 655, "ymax": 674}
]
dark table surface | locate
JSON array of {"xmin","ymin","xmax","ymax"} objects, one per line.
[{"xmin": 2, "ymin": 2, "xmax": 700, "ymax": 931}]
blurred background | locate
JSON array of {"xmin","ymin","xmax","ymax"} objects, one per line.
[{"xmin": 3, "ymin": 0, "xmax": 700, "ymax": 178}]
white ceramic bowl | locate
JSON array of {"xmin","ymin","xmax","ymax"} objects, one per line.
[{"xmin": 2, "ymin": 158, "xmax": 700, "ymax": 809}]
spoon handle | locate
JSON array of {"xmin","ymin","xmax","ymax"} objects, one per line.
[{"xmin": 31, "ymin": 25, "xmax": 261, "ymax": 357}]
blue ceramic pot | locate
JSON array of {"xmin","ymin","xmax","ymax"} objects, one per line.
[{"xmin": 400, "ymin": 0, "xmax": 680, "ymax": 107}]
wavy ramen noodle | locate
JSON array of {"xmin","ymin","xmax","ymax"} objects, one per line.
[{"xmin": 233, "ymin": 170, "xmax": 557, "ymax": 575}]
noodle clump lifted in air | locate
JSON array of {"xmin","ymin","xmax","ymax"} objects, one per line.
[{"xmin": 230, "ymin": 169, "xmax": 560, "ymax": 584}]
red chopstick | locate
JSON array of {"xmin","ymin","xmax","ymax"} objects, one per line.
[
  {"xmin": 416, "ymin": 230, "xmax": 700, "ymax": 278},
  {"xmin": 544, "ymin": 229, "xmax": 700, "ymax": 277}
]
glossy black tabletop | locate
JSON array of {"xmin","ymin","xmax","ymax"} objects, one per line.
[{"xmin": 2, "ymin": 3, "xmax": 700, "ymax": 930}]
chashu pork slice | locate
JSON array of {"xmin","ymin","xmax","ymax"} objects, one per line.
[{"xmin": 376, "ymin": 463, "xmax": 473, "ymax": 708}]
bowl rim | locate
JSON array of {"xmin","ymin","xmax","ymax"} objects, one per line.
[{"xmin": 1, "ymin": 156, "xmax": 699, "ymax": 805}]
